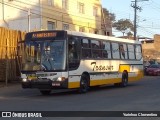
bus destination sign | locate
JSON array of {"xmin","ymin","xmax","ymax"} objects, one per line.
[{"xmin": 32, "ymin": 32, "xmax": 57, "ymax": 38}]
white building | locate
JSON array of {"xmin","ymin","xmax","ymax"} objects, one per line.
[
  {"xmin": 0, "ymin": 0, "xmax": 41, "ymax": 31},
  {"xmin": 0, "ymin": 0, "xmax": 111, "ymax": 35}
]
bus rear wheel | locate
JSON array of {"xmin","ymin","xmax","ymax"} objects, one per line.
[
  {"xmin": 40, "ymin": 90, "xmax": 51, "ymax": 95},
  {"xmin": 79, "ymin": 75, "xmax": 89, "ymax": 93}
]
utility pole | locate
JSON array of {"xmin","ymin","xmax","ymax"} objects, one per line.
[
  {"xmin": 28, "ymin": 9, "xmax": 31, "ymax": 32},
  {"xmin": 101, "ymin": 7, "xmax": 107, "ymax": 35},
  {"xmin": 131, "ymin": 0, "xmax": 149, "ymax": 40},
  {"xmin": 133, "ymin": 0, "xmax": 137, "ymax": 40},
  {"xmin": 2, "ymin": 0, "xmax": 4, "ymax": 21}
]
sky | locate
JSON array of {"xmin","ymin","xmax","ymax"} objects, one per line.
[{"xmin": 101, "ymin": 0, "xmax": 160, "ymax": 39}]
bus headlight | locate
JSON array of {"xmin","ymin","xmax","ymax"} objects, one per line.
[
  {"xmin": 57, "ymin": 77, "xmax": 66, "ymax": 81},
  {"xmin": 22, "ymin": 78, "xmax": 27, "ymax": 82}
]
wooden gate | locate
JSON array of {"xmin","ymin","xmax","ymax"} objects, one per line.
[{"xmin": 0, "ymin": 27, "xmax": 25, "ymax": 83}]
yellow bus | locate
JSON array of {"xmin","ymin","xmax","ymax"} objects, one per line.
[{"xmin": 19, "ymin": 30, "xmax": 144, "ymax": 95}]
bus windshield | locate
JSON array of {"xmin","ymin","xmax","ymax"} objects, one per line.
[{"xmin": 22, "ymin": 40, "xmax": 66, "ymax": 71}]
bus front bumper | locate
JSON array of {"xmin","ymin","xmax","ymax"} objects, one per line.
[{"xmin": 22, "ymin": 79, "xmax": 68, "ymax": 89}]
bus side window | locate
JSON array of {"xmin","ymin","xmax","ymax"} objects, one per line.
[
  {"xmin": 112, "ymin": 42, "xmax": 120, "ymax": 59},
  {"xmin": 122, "ymin": 44, "xmax": 128, "ymax": 59},
  {"xmin": 135, "ymin": 45, "xmax": 142, "ymax": 60},
  {"xmin": 91, "ymin": 39, "xmax": 102, "ymax": 58},
  {"xmin": 82, "ymin": 49, "xmax": 91, "ymax": 58},
  {"xmin": 128, "ymin": 44, "xmax": 135, "ymax": 59},
  {"xmin": 119, "ymin": 44, "xmax": 125, "ymax": 59},
  {"xmin": 82, "ymin": 38, "xmax": 91, "ymax": 58},
  {"xmin": 102, "ymin": 41, "xmax": 111, "ymax": 59}
]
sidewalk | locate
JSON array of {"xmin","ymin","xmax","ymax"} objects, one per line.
[
  {"xmin": 0, "ymin": 83, "xmax": 5, "ymax": 88},
  {"xmin": 0, "ymin": 81, "xmax": 21, "ymax": 88}
]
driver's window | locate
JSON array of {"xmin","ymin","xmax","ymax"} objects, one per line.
[
  {"xmin": 43, "ymin": 42, "xmax": 51, "ymax": 61},
  {"xmin": 42, "ymin": 42, "xmax": 52, "ymax": 70},
  {"xmin": 42, "ymin": 41, "xmax": 65, "ymax": 70}
]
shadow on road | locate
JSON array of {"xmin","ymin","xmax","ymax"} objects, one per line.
[
  {"xmin": 1, "ymin": 75, "xmax": 159, "ymax": 98},
  {"xmin": 28, "ymin": 83, "xmax": 141, "ymax": 98}
]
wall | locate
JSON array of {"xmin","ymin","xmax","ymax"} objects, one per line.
[{"xmin": 142, "ymin": 34, "xmax": 160, "ymax": 61}]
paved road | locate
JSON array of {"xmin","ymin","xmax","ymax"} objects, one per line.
[{"xmin": 0, "ymin": 76, "xmax": 160, "ymax": 120}]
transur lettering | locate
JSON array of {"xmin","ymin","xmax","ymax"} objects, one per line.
[{"xmin": 91, "ymin": 62, "xmax": 113, "ymax": 71}]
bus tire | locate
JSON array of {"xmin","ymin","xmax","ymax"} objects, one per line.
[
  {"xmin": 121, "ymin": 72, "xmax": 128, "ymax": 87},
  {"xmin": 40, "ymin": 90, "xmax": 51, "ymax": 95},
  {"xmin": 114, "ymin": 83, "xmax": 121, "ymax": 87},
  {"xmin": 79, "ymin": 74, "xmax": 89, "ymax": 93}
]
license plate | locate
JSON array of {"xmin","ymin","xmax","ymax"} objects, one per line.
[{"xmin": 52, "ymin": 83, "xmax": 60, "ymax": 86}]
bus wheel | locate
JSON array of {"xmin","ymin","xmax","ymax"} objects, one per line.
[
  {"xmin": 121, "ymin": 72, "xmax": 128, "ymax": 87},
  {"xmin": 79, "ymin": 75, "xmax": 89, "ymax": 93},
  {"xmin": 114, "ymin": 83, "xmax": 121, "ymax": 87},
  {"xmin": 40, "ymin": 90, "xmax": 51, "ymax": 95}
]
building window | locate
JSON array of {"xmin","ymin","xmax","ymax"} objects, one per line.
[
  {"xmin": 79, "ymin": 27, "xmax": 85, "ymax": 32},
  {"xmin": 102, "ymin": 31, "xmax": 111, "ymax": 36},
  {"xmin": 94, "ymin": 30, "xmax": 98, "ymax": 34},
  {"xmin": 47, "ymin": 21, "xmax": 56, "ymax": 30},
  {"xmin": 62, "ymin": 0, "xmax": 68, "ymax": 9},
  {"xmin": 93, "ymin": 7, "xmax": 98, "ymax": 16},
  {"xmin": 63, "ymin": 24, "xmax": 69, "ymax": 30},
  {"xmin": 107, "ymin": 32, "xmax": 110, "ymax": 36},
  {"xmin": 78, "ymin": 2, "xmax": 84, "ymax": 14},
  {"xmin": 48, "ymin": 0, "xmax": 54, "ymax": 6}
]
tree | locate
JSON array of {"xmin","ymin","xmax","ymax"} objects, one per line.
[
  {"xmin": 112, "ymin": 19, "xmax": 134, "ymax": 36},
  {"xmin": 102, "ymin": 8, "xmax": 115, "ymax": 22},
  {"xmin": 102, "ymin": 8, "xmax": 115, "ymax": 36},
  {"xmin": 127, "ymin": 31, "xmax": 133, "ymax": 37}
]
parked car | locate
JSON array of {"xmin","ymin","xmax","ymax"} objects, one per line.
[
  {"xmin": 143, "ymin": 60, "xmax": 159, "ymax": 75},
  {"xmin": 145, "ymin": 64, "xmax": 160, "ymax": 76}
]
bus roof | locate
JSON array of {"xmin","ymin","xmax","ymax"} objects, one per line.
[
  {"xmin": 67, "ymin": 30, "xmax": 141, "ymax": 44},
  {"xmin": 25, "ymin": 30, "xmax": 141, "ymax": 44}
]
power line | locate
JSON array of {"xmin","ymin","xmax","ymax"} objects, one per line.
[
  {"xmin": 138, "ymin": 25, "xmax": 157, "ymax": 36},
  {"xmin": 138, "ymin": 26, "xmax": 160, "ymax": 29},
  {"xmin": 150, "ymin": 0, "xmax": 160, "ymax": 9}
]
